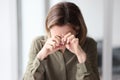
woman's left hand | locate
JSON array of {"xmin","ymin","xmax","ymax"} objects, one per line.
[{"xmin": 63, "ymin": 32, "xmax": 86, "ymax": 63}]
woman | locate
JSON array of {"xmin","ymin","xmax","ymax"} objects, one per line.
[{"xmin": 23, "ymin": 2, "xmax": 100, "ymax": 80}]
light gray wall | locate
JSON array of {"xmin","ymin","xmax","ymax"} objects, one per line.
[
  {"xmin": 0, "ymin": 0, "xmax": 18, "ymax": 80},
  {"xmin": 21, "ymin": 0, "xmax": 46, "ymax": 74},
  {"xmin": 112, "ymin": 0, "xmax": 120, "ymax": 47}
]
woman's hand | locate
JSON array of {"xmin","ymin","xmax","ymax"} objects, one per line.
[
  {"xmin": 37, "ymin": 36, "xmax": 62, "ymax": 60},
  {"xmin": 37, "ymin": 32, "xmax": 86, "ymax": 63},
  {"xmin": 63, "ymin": 33, "xmax": 86, "ymax": 63}
]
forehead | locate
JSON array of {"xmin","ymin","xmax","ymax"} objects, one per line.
[{"xmin": 50, "ymin": 25, "xmax": 75, "ymax": 35}]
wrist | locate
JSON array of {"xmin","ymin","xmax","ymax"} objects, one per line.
[
  {"xmin": 77, "ymin": 54, "xmax": 86, "ymax": 63},
  {"xmin": 37, "ymin": 49, "xmax": 48, "ymax": 60},
  {"xmin": 75, "ymin": 50, "xmax": 86, "ymax": 63}
]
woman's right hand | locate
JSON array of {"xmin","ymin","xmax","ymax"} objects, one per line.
[{"xmin": 37, "ymin": 36, "xmax": 62, "ymax": 60}]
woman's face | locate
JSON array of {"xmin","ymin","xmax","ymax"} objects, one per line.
[{"xmin": 50, "ymin": 25, "xmax": 76, "ymax": 38}]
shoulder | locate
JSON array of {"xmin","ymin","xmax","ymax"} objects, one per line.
[
  {"xmin": 85, "ymin": 37, "xmax": 97, "ymax": 45},
  {"xmin": 82, "ymin": 37, "xmax": 97, "ymax": 49},
  {"xmin": 32, "ymin": 36, "xmax": 46, "ymax": 43},
  {"xmin": 31, "ymin": 36, "xmax": 46, "ymax": 48}
]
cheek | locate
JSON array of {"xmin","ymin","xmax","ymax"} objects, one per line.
[{"xmin": 50, "ymin": 33, "xmax": 56, "ymax": 37}]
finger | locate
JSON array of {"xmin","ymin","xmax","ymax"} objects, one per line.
[
  {"xmin": 46, "ymin": 39, "xmax": 56, "ymax": 48},
  {"xmin": 50, "ymin": 41, "xmax": 56, "ymax": 48},
  {"xmin": 47, "ymin": 43, "xmax": 54, "ymax": 51},
  {"xmin": 71, "ymin": 38, "xmax": 79, "ymax": 44},
  {"xmin": 48, "ymin": 38, "xmax": 59, "ymax": 47},
  {"xmin": 52, "ymin": 36, "xmax": 61, "ymax": 46},
  {"xmin": 63, "ymin": 32, "xmax": 72, "ymax": 42},
  {"xmin": 55, "ymin": 35, "xmax": 61, "ymax": 40},
  {"xmin": 49, "ymin": 39, "xmax": 56, "ymax": 47},
  {"xmin": 66, "ymin": 34, "xmax": 75, "ymax": 44}
]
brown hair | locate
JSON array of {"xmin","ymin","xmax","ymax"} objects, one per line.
[{"xmin": 45, "ymin": 2, "xmax": 87, "ymax": 46}]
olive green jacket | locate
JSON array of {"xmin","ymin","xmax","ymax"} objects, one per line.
[{"xmin": 23, "ymin": 36, "xmax": 100, "ymax": 80}]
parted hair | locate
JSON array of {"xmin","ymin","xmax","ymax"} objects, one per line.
[{"xmin": 45, "ymin": 2, "xmax": 87, "ymax": 46}]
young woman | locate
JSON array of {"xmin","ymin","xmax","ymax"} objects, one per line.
[{"xmin": 23, "ymin": 2, "xmax": 100, "ymax": 80}]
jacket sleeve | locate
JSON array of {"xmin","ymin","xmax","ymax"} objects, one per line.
[
  {"xmin": 23, "ymin": 37, "xmax": 45, "ymax": 80},
  {"xmin": 76, "ymin": 38, "xmax": 100, "ymax": 80}
]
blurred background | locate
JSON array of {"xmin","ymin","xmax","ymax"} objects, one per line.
[{"xmin": 0, "ymin": 0, "xmax": 120, "ymax": 80}]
